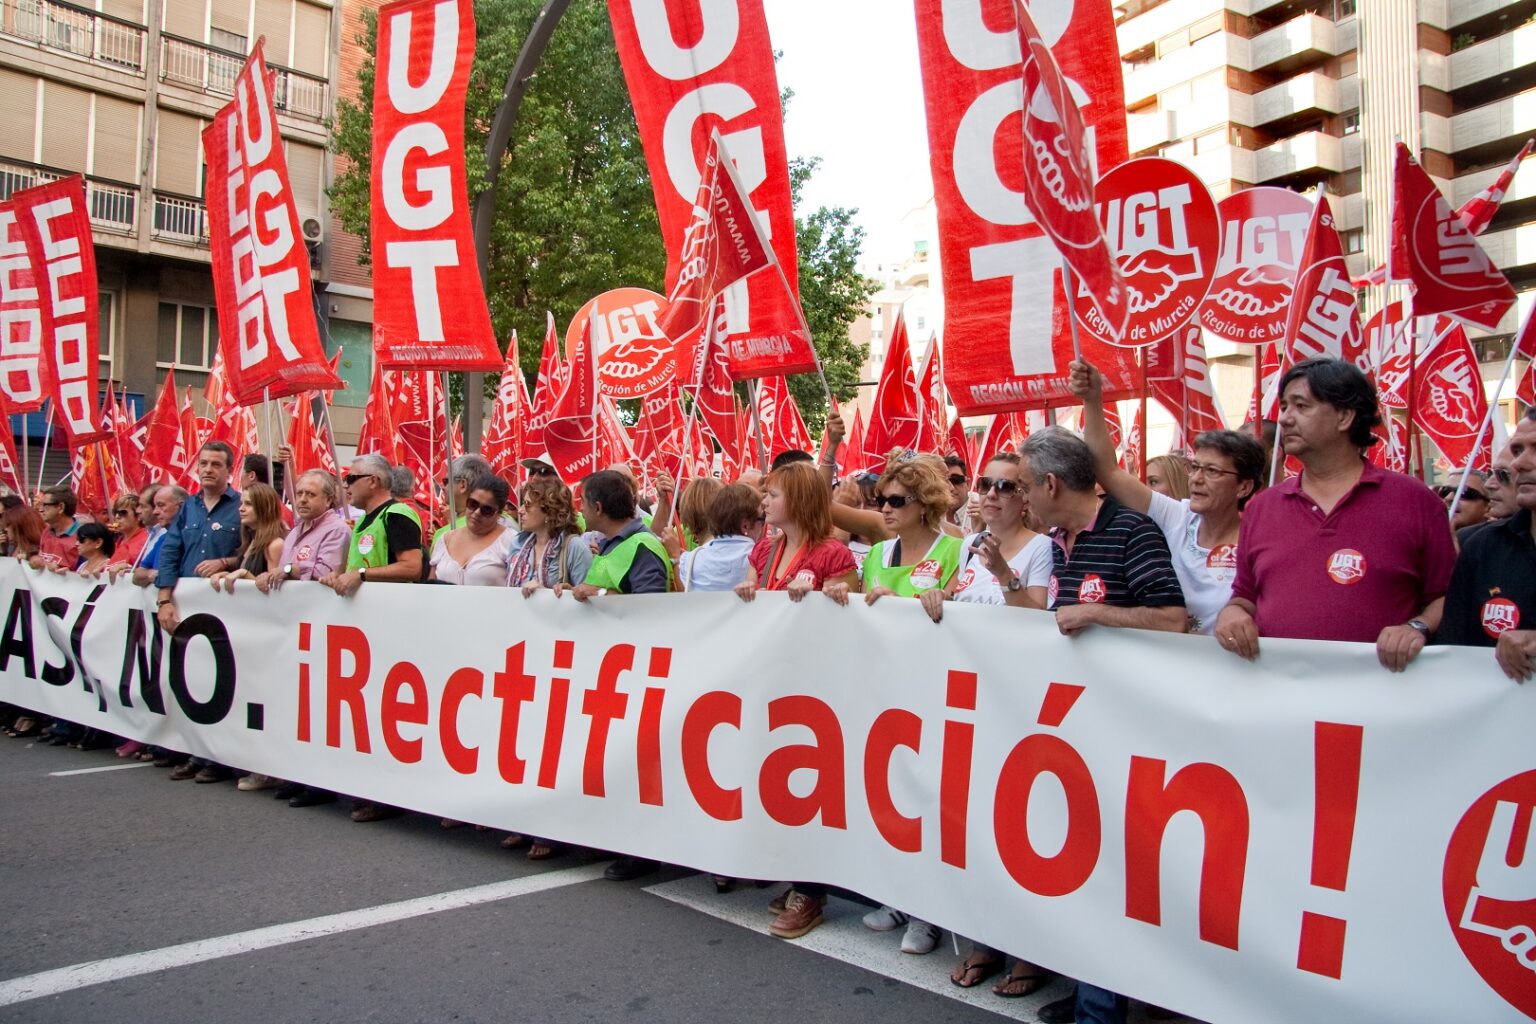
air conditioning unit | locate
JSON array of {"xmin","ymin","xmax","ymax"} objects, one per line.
[{"xmin": 301, "ymin": 218, "xmax": 323, "ymax": 243}]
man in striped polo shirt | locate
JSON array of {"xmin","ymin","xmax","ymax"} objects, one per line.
[{"xmin": 1018, "ymin": 427, "xmax": 1186, "ymax": 1024}]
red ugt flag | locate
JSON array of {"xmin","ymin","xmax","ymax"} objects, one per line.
[
  {"xmin": 1389, "ymin": 142, "xmax": 1515, "ymax": 331},
  {"xmin": 0, "ymin": 198, "xmax": 45, "ymax": 414},
  {"xmin": 863, "ymin": 308, "xmax": 922, "ymax": 469},
  {"xmin": 543, "ymin": 316, "xmax": 599, "ymax": 484},
  {"xmin": 1284, "ymin": 193, "xmax": 1364, "ymax": 369},
  {"xmin": 482, "ymin": 333, "xmax": 530, "ymax": 484}
]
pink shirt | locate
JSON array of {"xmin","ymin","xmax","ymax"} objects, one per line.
[
  {"xmin": 1231, "ymin": 461, "xmax": 1456, "ymax": 643},
  {"xmin": 278, "ymin": 508, "xmax": 351, "ymax": 580}
]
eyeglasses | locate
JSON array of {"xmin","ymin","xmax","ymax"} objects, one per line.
[
  {"xmin": 1189, "ymin": 462, "xmax": 1241, "ymax": 480},
  {"xmin": 947, "ymin": 474, "xmax": 969, "ymax": 487},
  {"xmin": 875, "ymin": 494, "xmax": 912, "ymax": 509},
  {"xmin": 464, "ymin": 497, "xmax": 498, "ymax": 519},
  {"xmin": 975, "ymin": 477, "xmax": 1020, "ymax": 495}
]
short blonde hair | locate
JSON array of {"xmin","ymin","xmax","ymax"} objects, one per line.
[{"xmin": 875, "ymin": 449, "xmax": 952, "ymax": 528}]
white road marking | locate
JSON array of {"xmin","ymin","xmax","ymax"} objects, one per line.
[
  {"xmin": 0, "ymin": 863, "xmax": 609, "ymax": 1007},
  {"xmin": 49, "ymin": 762, "xmax": 155, "ymax": 777},
  {"xmin": 643, "ymin": 875, "xmax": 1076, "ymax": 1021}
]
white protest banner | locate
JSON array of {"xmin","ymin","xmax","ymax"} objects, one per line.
[{"xmin": 0, "ymin": 563, "xmax": 1529, "ymax": 1024}]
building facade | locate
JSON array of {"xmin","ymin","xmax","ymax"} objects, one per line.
[{"xmin": 0, "ymin": 0, "xmax": 376, "ymax": 460}]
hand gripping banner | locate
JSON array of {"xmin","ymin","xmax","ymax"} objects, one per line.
[
  {"xmin": 912, "ymin": 0, "xmax": 1141, "ymax": 416},
  {"xmin": 203, "ymin": 45, "xmax": 342, "ymax": 404},
  {"xmin": 607, "ymin": 0, "xmax": 818, "ymax": 379},
  {"xmin": 10, "ymin": 176, "xmax": 108, "ymax": 442},
  {"xmin": 1, "ymin": 566, "xmax": 1533, "ymax": 1024},
  {"xmin": 371, "ymin": 0, "xmax": 500, "ymax": 371}
]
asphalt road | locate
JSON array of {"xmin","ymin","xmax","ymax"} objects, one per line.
[{"xmin": 0, "ymin": 737, "xmax": 1172, "ymax": 1024}]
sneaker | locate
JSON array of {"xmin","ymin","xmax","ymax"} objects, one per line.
[
  {"xmin": 767, "ymin": 886, "xmax": 794, "ymax": 914},
  {"xmin": 768, "ymin": 891, "xmax": 824, "ymax": 939},
  {"xmin": 237, "ymin": 773, "xmax": 276, "ymax": 792},
  {"xmin": 167, "ymin": 762, "xmax": 199, "ymax": 781},
  {"xmin": 862, "ymin": 905, "xmax": 909, "ymax": 932},
  {"xmin": 193, "ymin": 766, "xmax": 230, "ymax": 784},
  {"xmin": 900, "ymin": 918, "xmax": 940, "ymax": 955}
]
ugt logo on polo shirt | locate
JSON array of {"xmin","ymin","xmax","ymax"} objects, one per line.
[
  {"xmin": 1078, "ymin": 574, "xmax": 1107, "ymax": 603},
  {"xmin": 1482, "ymin": 597, "xmax": 1520, "ymax": 638},
  {"xmin": 1326, "ymin": 548, "xmax": 1366, "ymax": 585}
]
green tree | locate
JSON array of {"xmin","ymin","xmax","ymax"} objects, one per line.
[{"xmin": 329, "ymin": 0, "xmax": 869, "ymax": 430}]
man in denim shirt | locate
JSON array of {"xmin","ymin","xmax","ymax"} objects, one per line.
[{"xmin": 155, "ymin": 440, "xmax": 242, "ymax": 783}]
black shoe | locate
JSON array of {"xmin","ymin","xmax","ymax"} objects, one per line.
[
  {"xmin": 604, "ymin": 856, "xmax": 659, "ymax": 882},
  {"xmin": 288, "ymin": 789, "xmax": 336, "ymax": 808},
  {"xmin": 1037, "ymin": 991, "xmax": 1076, "ymax": 1024},
  {"xmin": 273, "ymin": 782, "xmax": 303, "ymax": 800}
]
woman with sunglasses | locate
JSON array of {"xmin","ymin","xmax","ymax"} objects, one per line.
[
  {"xmin": 921, "ymin": 452, "xmax": 1051, "ymax": 623},
  {"xmin": 1070, "ymin": 359, "xmax": 1266, "ymax": 635},
  {"xmin": 107, "ymin": 494, "xmax": 150, "ymax": 570},
  {"xmin": 431, "ymin": 475, "xmax": 517, "ymax": 586},
  {"xmin": 509, "ymin": 475, "xmax": 590, "ymax": 598}
]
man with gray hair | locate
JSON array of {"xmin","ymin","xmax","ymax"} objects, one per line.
[
  {"xmin": 260, "ymin": 470, "xmax": 350, "ymax": 592},
  {"xmin": 1021, "ymin": 426, "xmax": 1185, "ymax": 1024}
]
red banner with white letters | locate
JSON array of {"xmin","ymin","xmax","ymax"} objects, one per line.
[
  {"xmin": 10, "ymin": 176, "xmax": 107, "ymax": 443},
  {"xmin": 1282, "ymin": 193, "xmax": 1363, "ymax": 368},
  {"xmin": 203, "ymin": 47, "xmax": 341, "ymax": 405},
  {"xmin": 0, "ymin": 199, "xmax": 46, "ymax": 414},
  {"xmin": 607, "ymin": 0, "xmax": 817, "ymax": 380},
  {"xmin": 913, "ymin": 0, "xmax": 1140, "ymax": 416},
  {"xmin": 370, "ymin": 0, "xmax": 499, "ymax": 370}
]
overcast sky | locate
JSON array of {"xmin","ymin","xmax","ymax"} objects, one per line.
[{"xmin": 763, "ymin": 1, "xmax": 934, "ymax": 273}]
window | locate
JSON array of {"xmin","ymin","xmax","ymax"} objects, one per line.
[
  {"xmin": 1193, "ymin": 127, "xmax": 1227, "ymax": 154},
  {"xmin": 157, "ymin": 301, "xmax": 217, "ymax": 369},
  {"xmin": 1343, "ymin": 110, "xmax": 1360, "ymax": 135},
  {"xmin": 1342, "ymin": 229, "xmax": 1363, "ymax": 254},
  {"xmin": 99, "ymin": 292, "xmax": 116, "ymax": 377}
]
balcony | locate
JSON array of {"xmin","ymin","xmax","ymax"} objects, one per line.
[
  {"xmin": 1122, "ymin": 32, "xmax": 1236, "ymax": 105},
  {"xmin": 1451, "ymin": 85, "xmax": 1536, "ymax": 153},
  {"xmin": 1450, "ymin": 22, "xmax": 1536, "ymax": 93},
  {"xmin": 0, "ymin": 0, "xmax": 145, "ymax": 73},
  {"xmin": 1254, "ymin": 130, "xmax": 1344, "ymax": 181},
  {"xmin": 1465, "ymin": 221, "xmax": 1536, "ymax": 274},
  {"xmin": 0, "ymin": 159, "xmax": 137, "ymax": 235},
  {"xmin": 151, "ymin": 191, "xmax": 207, "ymax": 246},
  {"xmin": 159, "ymin": 34, "xmax": 327, "ymax": 121},
  {"xmin": 1250, "ymin": 71, "xmax": 1346, "ymax": 126},
  {"xmin": 1127, "ymin": 109, "xmax": 1175, "ymax": 153},
  {"xmin": 1246, "ymin": 14, "xmax": 1352, "ymax": 74},
  {"xmin": 1454, "ymin": 158, "xmax": 1536, "ymax": 209}
]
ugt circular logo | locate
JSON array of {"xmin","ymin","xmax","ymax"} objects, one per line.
[
  {"xmin": 565, "ymin": 288, "xmax": 673, "ymax": 400},
  {"xmin": 1443, "ymin": 770, "xmax": 1536, "ymax": 1019}
]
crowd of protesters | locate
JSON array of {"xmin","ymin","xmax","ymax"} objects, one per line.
[{"xmin": 0, "ymin": 356, "xmax": 1529, "ymax": 1024}]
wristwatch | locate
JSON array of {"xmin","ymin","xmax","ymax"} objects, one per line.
[
  {"xmin": 1406, "ymin": 619, "xmax": 1430, "ymax": 638},
  {"xmin": 1005, "ymin": 572, "xmax": 1022, "ymax": 592},
  {"xmin": 282, "ymin": 564, "xmax": 294, "ymax": 577},
  {"xmin": 357, "ymin": 567, "xmax": 367, "ymax": 583}
]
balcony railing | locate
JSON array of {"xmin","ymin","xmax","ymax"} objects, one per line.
[
  {"xmin": 152, "ymin": 191, "xmax": 207, "ymax": 245},
  {"xmin": 159, "ymin": 34, "xmax": 328, "ymax": 121},
  {"xmin": 0, "ymin": 0, "xmax": 145, "ymax": 72},
  {"xmin": 0, "ymin": 159, "xmax": 138, "ymax": 234}
]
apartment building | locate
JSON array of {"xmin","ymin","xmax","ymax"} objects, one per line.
[
  {"xmin": 0, "ymin": 0, "xmax": 376, "ymax": 453},
  {"xmin": 1115, "ymin": 0, "xmax": 1536, "ymax": 440}
]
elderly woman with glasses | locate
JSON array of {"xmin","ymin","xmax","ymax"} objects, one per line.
[
  {"xmin": 430, "ymin": 474, "xmax": 517, "ymax": 586},
  {"xmin": 1070, "ymin": 358, "xmax": 1266, "ymax": 635}
]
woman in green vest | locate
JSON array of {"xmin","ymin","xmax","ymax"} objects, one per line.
[{"xmin": 823, "ymin": 449, "xmax": 961, "ymax": 956}]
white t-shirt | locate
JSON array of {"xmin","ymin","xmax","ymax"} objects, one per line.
[
  {"xmin": 1144, "ymin": 490, "xmax": 1236, "ymax": 635},
  {"xmin": 951, "ymin": 532, "xmax": 1054, "ymax": 606}
]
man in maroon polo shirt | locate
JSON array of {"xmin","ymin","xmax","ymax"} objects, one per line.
[{"xmin": 1214, "ymin": 358, "xmax": 1456, "ymax": 671}]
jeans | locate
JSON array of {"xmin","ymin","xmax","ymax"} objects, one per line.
[{"xmin": 1076, "ymin": 983, "xmax": 1128, "ymax": 1024}]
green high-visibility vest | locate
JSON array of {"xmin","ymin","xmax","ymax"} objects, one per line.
[
  {"xmin": 863, "ymin": 534, "xmax": 961, "ymax": 596},
  {"xmin": 346, "ymin": 501, "xmax": 422, "ymax": 571},
  {"xmin": 586, "ymin": 529, "xmax": 673, "ymax": 592}
]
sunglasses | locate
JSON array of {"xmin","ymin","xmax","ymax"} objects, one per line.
[
  {"xmin": 947, "ymin": 474, "xmax": 969, "ymax": 487},
  {"xmin": 464, "ymin": 497, "xmax": 499, "ymax": 518},
  {"xmin": 1436, "ymin": 485, "xmax": 1489, "ymax": 503},
  {"xmin": 875, "ymin": 493, "xmax": 912, "ymax": 509},
  {"xmin": 975, "ymin": 477, "xmax": 1020, "ymax": 495},
  {"xmin": 112, "ymin": 508, "xmax": 132, "ymax": 518},
  {"xmin": 527, "ymin": 464, "xmax": 557, "ymax": 477},
  {"xmin": 1495, "ymin": 468, "xmax": 1513, "ymax": 485}
]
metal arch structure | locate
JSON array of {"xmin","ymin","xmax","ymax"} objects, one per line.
[{"xmin": 463, "ymin": 0, "xmax": 573, "ymax": 452}]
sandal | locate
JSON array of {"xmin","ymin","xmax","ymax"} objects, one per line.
[
  {"xmin": 526, "ymin": 841, "xmax": 562, "ymax": 861},
  {"xmin": 500, "ymin": 833, "xmax": 528, "ymax": 850},
  {"xmin": 950, "ymin": 952, "xmax": 1005, "ymax": 989},
  {"xmin": 8, "ymin": 717, "xmax": 37, "ymax": 737},
  {"xmin": 992, "ymin": 961, "xmax": 1049, "ymax": 998}
]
